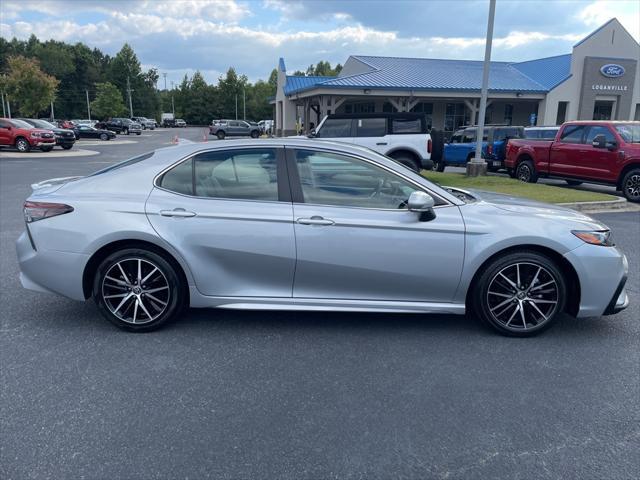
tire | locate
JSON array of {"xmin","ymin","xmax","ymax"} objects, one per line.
[
  {"xmin": 40, "ymin": 146, "xmax": 53, "ymax": 152},
  {"xmin": 136, "ymin": 132, "xmax": 141, "ymax": 135},
  {"xmin": 217, "ymin": 131, "xmax": 226, "ymax": 140},
  {"xmin": 100, "ymin": 133, "xmax": 108, "ymax": 141},
  {"xmin": 621, "ymin": 168, "xmax": 640, "ymax": 203},
  {"xmin": 15, "ymin": 137, "xmax": 31, "ymax": 153},
  {"xmin": 471, "ymin": 250, "xmax": 567, "ymax": 337},
  {"xmin": 250, "ymin": 130, "xmax": 259, "ymax": 139},
  {"xmin": 390, "ymin": 153, "xmax": 420, "ymax": 173},
  {"xmin": 565, "ymin": 180, "xmax": 583, "ymax": 186},
  {"xmin": 516, "ymin": 159, "xmax": 538, "ymax": 183},
  {"xmin": 432, "ymin": 159, "xmax": 445, "ymax": 172},
  {"xmin": 93, "ymin": 248, "xmax": 185, "ymax": 332},
  {"xmin": 62, "ymin": 144, "xmax": 73, "ymax": 150}
]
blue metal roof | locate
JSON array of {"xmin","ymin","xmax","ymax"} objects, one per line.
[
  {"xmin": 284, "ymin": 75, "xmax": 336, "ymax": 95},
  {"xmin": 510, "ymin": 54, "xmax": 572, "ymax": 90}
]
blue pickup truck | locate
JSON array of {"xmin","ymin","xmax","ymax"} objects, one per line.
[{"xmin": 435, "ymin": 125, "xmax": 524, "ymax": 171}]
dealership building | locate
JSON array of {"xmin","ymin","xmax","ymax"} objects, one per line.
[{"xmin": 273, "ymin": 18, "xmax": 639, "ymax": 136}]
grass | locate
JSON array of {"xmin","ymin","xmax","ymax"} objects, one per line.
[{"xmin": 421, "ymin": 171, "xmax": 617, "ymax": 204}]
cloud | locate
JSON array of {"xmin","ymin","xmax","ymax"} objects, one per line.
[{"xmin": 576, "ymin": 1, "xmax": 640, "ymax": 39}]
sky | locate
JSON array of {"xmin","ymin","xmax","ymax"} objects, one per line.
[{"xmin": 1, "ymin": 0, "xmax": 639, "ymax": 86}]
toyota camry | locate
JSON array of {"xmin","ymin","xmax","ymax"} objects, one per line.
[{"xmin": 16, "ymin": 139, "xmax": 629, "ymax": 336}]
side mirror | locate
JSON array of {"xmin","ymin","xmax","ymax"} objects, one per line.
[
  {"xmin": 592, "ymin": 134, "xmax": 606, "ymax": 149},
  {"xmin": 307, "ymin": 129, "xmax": 317, "ymax": 138},
  {"xmin": 606, "ymin": 140, "xmax": 618, "ymax": 151},
  {"xmin": 408, "ymin": 191, "xmax": 436, "ymax": 221}
]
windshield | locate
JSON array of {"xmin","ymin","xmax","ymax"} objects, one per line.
[
  {"xmin": 33, "ymin": 119, "xmax": 56, "ymax": 129},
  {"xmin": 615, "ymin": 124, "xmax": 640, "ymax": 143},
  {"xmin": 11, "ymin": 119, "xmax": 36, "ymax": 129}
]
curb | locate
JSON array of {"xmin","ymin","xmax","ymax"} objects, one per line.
[{"xmin": 558, "ymin": 197, "xmax": 631, "ymax": 212}]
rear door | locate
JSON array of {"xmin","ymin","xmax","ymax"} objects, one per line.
[
  {"xmin": 352, "ymin": 117, "xmax": 388, "ymax": 153},
  {"xmin": 146, "ymin": 147, "xmax": 296, "ymax": 297},
  {"xmin": 549, "ymin": 124, "xmax": 587, "ymax": 178},
  {"xmin": 581, "ymin": 125, "xmax": 620, "ymax": 182}
]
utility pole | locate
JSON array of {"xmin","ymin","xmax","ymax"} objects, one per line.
[
  {"xmin": 467, "ymin": 0, "xmax": 495, "ymax": 177},
  {"xmin": 243, "ymin": 87, "xmax": 246, "ymax": 120},
  {"xmin": 162, "ymin": 72, "xmax": 167, "ymax": 90},
  {"xmin": 6, "ymin": 95, "xmax": 11, "ymax": 118},
  {"xmin": 126, "ymin": 76, "xmax": 134, "ymax": 118},
  {"xmin": 171, "ymin": 95, "xmax": 175, "ymax": 116},
  {"xmin": 235, "ymin": 94, "xmax": 238, "ymax": 120},
  {"xmin": 1, "ymin": 92, "xmax": 6, "ymax": 117},
  {"xmin": 50, "ymin": 100, "xmax": 55, "ymax": 120},
  {"xmin": 86, "ymin": 90, "xmax": 91, "ymax": 120}
]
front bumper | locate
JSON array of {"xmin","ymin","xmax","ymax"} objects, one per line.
[{"xmin": 603, "ymin": 274, "xmax": 629, "ymax": 315}]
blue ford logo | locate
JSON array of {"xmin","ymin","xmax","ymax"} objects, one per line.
[{"xmin": 600, "ymin": 64, "xmax": 625, "ymax": 78}]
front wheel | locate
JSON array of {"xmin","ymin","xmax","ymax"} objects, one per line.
[
  {"xmin": 217, "ymin": 131, "xmax": 226, "ymax": 140},
  {"xmin": 472, "ymin": 251, "xmax": 567, "ymax": 336},
  {"xmin": 136, "ymin": 132, "xmax": 141, "ymax": 135},
  {"xmin": 62, "ymin": 144, "xmax": 73, "ymax": 150},
  {"xmin": 516, "ymin": 160, "xmax": 538, "ymax": 183},
  {"xmin": 621, "ymin": 168, "xmax": 640, "ymax": 203},
  {"xmin": 250, "ymin": 130, "xmax": 259, "ymax": 139},
  {"xmin": 93, "ymin": 249, "xmax": 185, "ymax": 332},
  {"xmin": 15, "ymin": 137, "xmax": 31, "ymax": 153}
]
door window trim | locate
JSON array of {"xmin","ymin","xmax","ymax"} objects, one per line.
[
  {"xmin": 154, "ymin": 146, "xmax": 292, "ymax": 203},
  {"xmin": 284, "ymin": 146, "xmax": 451, "ymax": 210}
]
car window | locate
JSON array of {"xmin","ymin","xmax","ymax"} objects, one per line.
[
  {"xmin": 229, "ymin": 121, "xmax": 239, "ymax": 127},
  {"xmin": 0, "ymin": 120, "xmax": 9, "ymax": 128},
  {"xmin": 159, "ymin": 158, "xmax": 194, "ymax": 195},
  {"xmin": 462, "ymin": 130, "xmax": 475, "ymax": 143},
  {"xmin": 494, "ymin": 127, "xmax": 523, "ymax": 141},
  {"xmin": 542, "ymin": 129, "xmax": 558, "ymax": 139},
  {"xmin": 194, "ymin": 148, "xmax": 278, "ymax": 201},
  {"xmin": 524, "ymin": 129, "xmax": 539, "ymax": 139},
  {"xmin": 355, "ymin": 118, "xmax": 386, "ymax": 137},
  {"xmin": 391, "ymin": 118, "xmax": 422, "ymax": 134},
  {"xmin": 316, "ymin": 118, "xmax": 353, "ymax": 138},
  {"xmin": 293, "ymin": 149, "xmax": 417, "ymax": 209},
  {"xmin": 585, "ymin": 126, "xmax": 616, "ymax": 144},
  {"xmin": 559, "ymin": 125, "xmax": 585, "ymax": 144}
]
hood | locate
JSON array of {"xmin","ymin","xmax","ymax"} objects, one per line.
[{"xmin": 461, "ymin": 188, "xmax": 608, "ymax": 230}]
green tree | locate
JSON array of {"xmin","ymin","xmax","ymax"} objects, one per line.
[
  {"xmin": 3, "ymin": 56, "xmax": 59, "ymax": 117},
  {"xmin": 91, "ymin": 82, "xmax": 126, "ymax": 119}
]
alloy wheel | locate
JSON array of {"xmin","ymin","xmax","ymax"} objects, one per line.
[
  {"xmin": 486, "ymin": 262, "xmax": 559, "ymax": 331},
  {"xmin": 16, "ymin": 139, "xmax": 29, "ymax": 152},
  {"xmin": 101, "ymin": 258, "xmax": 170, "ymax": 324},
  {"xmin": 625, "ymin": 174, "xmax": 640, "ymax": 200},
  {"xmin": 517, "ymin": 165, "xmax": 531, "ymax": 182}
]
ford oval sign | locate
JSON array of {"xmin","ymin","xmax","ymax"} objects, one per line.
[{"xmin": 600, "ymin": 64, "xmax": 625, "ymax": 78}]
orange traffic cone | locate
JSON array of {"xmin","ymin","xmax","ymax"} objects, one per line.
[
  {"xmin": 172, "ymin": 135, "xmax": 179, "ymax": 144},
  {"xmin": 202, "ymin": 129, "xmax": 208, "ymax": 142}
]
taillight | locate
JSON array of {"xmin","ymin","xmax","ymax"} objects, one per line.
[
  {"xmin": 427, "ymin": 139, "xmax": 432, "ymax": 154},
  {"xmin": 487, "ymin": 144, "xmax": 493, "ymax": 155},
  {"xmin": 24, "ymin": 201, "xmax": 74, "ymax": 223}
]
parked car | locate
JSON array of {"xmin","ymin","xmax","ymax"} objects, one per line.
[
  {"xmin": 175, "ymin": 119, "xmax": 187, "ymax": 128},
  {"xmin": 210, "ymin": 120, "xmax": 260, "ymax": 139},
  {"xmin": 161, "ymin": 113, "xmax": 174, "ymax": 127},
  {"xmin": 72, "ymin": 119, "xmax": 97, "ymax": 127},
  {"xmin": 53, "ymin": 120, "xmax": 80, "ymax": 139},
  {"xmin": 97, "ymin": 118, "xmax": 142, "ymax": 135},
  {"xmin": 505, "ymin": 121, "xmax": 640, "ymax": 202},
  {"xmin": 0, "ymin": 118, "xmax": 56, "ymax": 152},
  {"xmin": 524, "ymin": 126, "xmax": 560, "ymax": 139},
  {"xmin": 19, "ymin": 118, "xmax": 76, "ymax": 150},
  {"xmin": 437, "ymin": 125, "xmax": 524, "ymax": 172},
  {"xmin": 131, "ymin": 117, "xmax": 156, "ymax": 130},
  {"xmin": 76, "ymin": 125, "xmax": 116, "ymax": 141},
  {"xmin": 17, "ymin": 139, "xmax": 628, "ymax": 335},
  {"xmin": 309, "ymin": 113, "xmax": 437, "ymax": 172}
]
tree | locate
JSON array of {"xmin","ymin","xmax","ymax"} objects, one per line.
[
  {"xmin": 91, "ymin": 82, "xmax": 126, "ymax": 119},
  {"xmin": 3, "ymin": 56, "xmax": 59, "ymax": 117}
]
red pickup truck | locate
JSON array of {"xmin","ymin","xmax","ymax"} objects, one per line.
[
  {"xmin": 505, "ymin": 121, "xmax": 640, "ymax": 202},
  {"xmin": 0, "ymin": 118, "xmax": 56, "ymax": 153}
]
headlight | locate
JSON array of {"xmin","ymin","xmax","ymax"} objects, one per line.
[
  {"xmin": 572, "ymin": 230, "xmax": 613, "ymax": 246},
  {"xmin": 30, "ymin": 132, "xmax": 41, "ymax": 138}
]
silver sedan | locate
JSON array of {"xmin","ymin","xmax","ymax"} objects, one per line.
[{"xmin": 16, "ymin": 139, "xmax": 629, "ymax": 336}]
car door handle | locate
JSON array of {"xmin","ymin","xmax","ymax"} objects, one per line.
[
  {"xmin": 160, "ymin": 208, "xmax": 196, "ymax": 218},
  {"xmin": 297, "ymin": 216, "xmax": 335, "ymax": 226},
  {"xmin": 376, "ymin": 142, "xmax": 388, "ymax": 145}
]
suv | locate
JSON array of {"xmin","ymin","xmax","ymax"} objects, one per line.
[
  {"xmin": 310, "ymin": 113, "xmax": 435, "ymax": 172},
  {"xmin": 0, "ymin": 118, "xmax": 56, "ymax": 152},
  {"xmin": 210, "ymin": 120, "xmax": 260, "ymax": 139},
  {"xmin": 98, "ymin": 118, "xmax": 142, "ymax": 135},
  {"xmin": 439, "ymin": 125, "xmax": 524, "ymax": 172},
  {"xmin": 131, "ymin": 117, "xmax": 156, "ymax": 130},
  {"xmin": 19, "ymin": 118, "xmax": 76, "ymax": 150}
]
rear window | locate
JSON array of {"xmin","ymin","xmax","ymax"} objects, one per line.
[
  {"xmin": 391, "ymin": 118, "xmax": 423, "ymax": 134},
  {"xmin": 90, "ymin": 152, "xmax": 155, "ymax": 176},
  {"xmin": 493, "ymin": 127, "xmax": 523, "ymax": 141},
  {"xmin": 355, "ymin": 118, "xmax": 386, "ymax": 137}
]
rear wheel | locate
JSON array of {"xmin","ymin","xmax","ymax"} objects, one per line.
[
  {"xmin": 217, "ymin": 131, "xmax": 226, "ymax": 140},
  {"xmin": 250, "ymin": 130, "xmax": 259, "ymax": 139},
  {"xmin": 40, "ymin": 146, "xmax": 53, "ymax": 152},
  {"xmin": 565, "ymin": 179, "xmax": 583, "ymax": 186},
  {"xmin": 93, "ymin": 249, "xmax": 185, "ymax": 332},
  {"xmin": 136, "ymin": 131, "xmax": 141, "ymax": 135},
  {"xmin": 432, "ymin": 158, "xmax": 445, "ymax": 172},
  {"xmin": 472, "ymin": 251, "xmax": 566, "ymax": 336},
  {"xmin": 62, "ymin": 144, "xmax": 73, "ymax": 150},
  {"xmin": 390, "ymin": 153, "xmax": 420, "ymax": 173},
  {"xmin": 516, "ymin": 159, "xmax": 538, "ymax": 183},
  {"xmin": 621, "ymin": 168, "xmax": 640, "ymax": 203},
  {"xmin": 15, "ymin": 137, "xmax": 31, "ymax": 153}
]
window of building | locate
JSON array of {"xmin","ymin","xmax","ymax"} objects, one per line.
[
  {"xmin": 410, "ymin": 102, "xmax": 433, "ymax": 130},
  {"xmin": 559, "ymin": 125, "xmax": 585, "ymax": 144},
  {"xmin": 344, "ymin": 102, "xmax": 375, "ymax": 114},
  {"xmin": 355, "ymin": 118, "xmax": 387, "ymax": 137},
  {"xmin": 293, "ymin": 150, "xmax": 416, "ymax": 209},
  {"xmin": 556, "ymin": 101, "xmax": 568, "ymax": 125},
  {"xmin": 445, "ymin": 103, "xmax": 469, "ymax": 132},
  {"xmin": 503, "ymin": 104, "xmax": 513, "ymax": 125}
]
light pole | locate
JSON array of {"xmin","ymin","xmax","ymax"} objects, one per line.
[
  {"xmin": 126, "ymin": 76, "xmax": 134, "ymax": 118},
  {"xmin": 467, "ymin": 0, "xmax": 496, "ymax": 177},
  {"xmin": 162, "ymin": 72, "xmax": 167, "ymax": 90},
  {"xmin": 243, "ymin": 87, "xmax": 246, "ymax": 121},
  {"xmin": 86, "ymin": 90, "xmax": 91, "ymax": 120}
]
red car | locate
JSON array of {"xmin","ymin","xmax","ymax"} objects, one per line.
[
  {"xmin": 0, "ymin": 118, "xmax": 56, "ymax": 153},
  {"xmin": 505, "ymin": 121, "xmax": 640, "ymax": 202}
]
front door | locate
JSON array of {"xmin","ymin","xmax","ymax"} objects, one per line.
[
  {"xmin": 146, "ymin": 147, "xmax": 296, "ymax": 297},
  {"xmin": 580, "ymin": 125, "xmax": 620, "ymax": 182},
  {"xmin": 549, "ymin": 124, "xmax": 587, "ymax": 178},
  {"xmin": 0, "ymin": 120, "xmax": 11, "ymax": 145},
  {"xmin": 287, "ymin": 147, "xmax": 465, "ymax": 303}
]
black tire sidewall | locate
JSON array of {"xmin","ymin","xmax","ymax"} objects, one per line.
[
  {"xmin": 100, "ymin": 133, "xmax": 108, "ymax": 140},
  {"xmin": 92, "ymin": 248, "xmax": 185, "ymax": 332},
  {"xmin": 472, "ymin": 251, "xmax": 567, "ymax": 336},
  {"xmin": 622, "ymin": 169, "xmax": 640, "ymax": 203},
  {"xmin": 517, "ymin": 160, "xmax": 537, "ymax": 183},
  {"xmin": 217, "ymin": 131, "xmax": 225, "ymax": 140}
]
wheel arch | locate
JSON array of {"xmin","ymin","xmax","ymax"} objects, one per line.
[
  {"xmin": 465, "ymin": 244, "xmax": 580, "ymax": 317},
  {"xmin": 386, "ymin": 147, "xmax": 421, "ymax": 163},
  {"xmin": 14, "ymin": 135, "xmax": 30, "ymax": 146},
  {"xmin": 82, "ymin": 239, "xmax": 190, "ymax": 305},
  {"xmin": 616, "ymin": 162, "xmax": 640, "ymax": 190}
]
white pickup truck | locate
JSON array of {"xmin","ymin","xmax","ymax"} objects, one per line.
[{"xmin": 309, "ymin": 113, "xmax": 436, "ymax": 172}]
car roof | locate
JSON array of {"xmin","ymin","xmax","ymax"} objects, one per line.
[{"xmin": 561, "ymin": 120, "xmax": 640, "ymax": 125}]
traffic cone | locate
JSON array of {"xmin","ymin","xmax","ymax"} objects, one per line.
[
  {"xmin": 202, "ymin": 129, "xmax": 208, "ymax": 142},
  {"xmin": 172, "ymin": 135, "xmax": 179, "ymax": 144}
]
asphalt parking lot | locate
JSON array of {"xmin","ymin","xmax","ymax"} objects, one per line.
[{"xmin": 1, "ymin": 128, "xmax": 638, "ymax": 479}]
